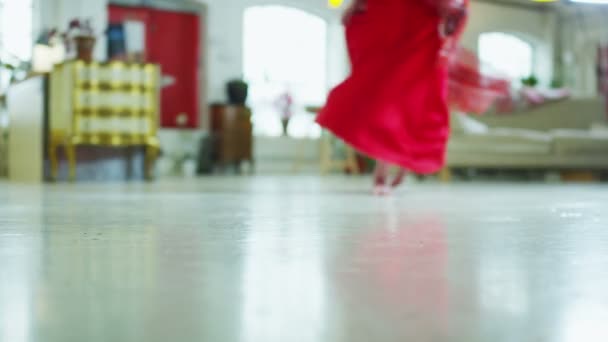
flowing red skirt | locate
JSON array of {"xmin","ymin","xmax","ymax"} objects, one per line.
[
  {"xmin": 448, "ymin": 48, "xmax": 511, "ymax": 114},
  {"xmin": 317, "ymin": 0, "xmax": 508, "ymax": 174}
]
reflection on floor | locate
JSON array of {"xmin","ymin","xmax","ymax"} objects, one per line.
[{"xmin": 1, "ymin": 177, "xmax": 607, "ymax": 342}]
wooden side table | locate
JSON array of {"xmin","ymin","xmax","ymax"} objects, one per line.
[{"xmin": 210, "ymin": 104, "xmax": 254, "ymax": 172}]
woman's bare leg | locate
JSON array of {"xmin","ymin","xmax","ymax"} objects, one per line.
[
  {"xmin": 391, "ymin": 168, "xmax": 408, "ymax": 188},
  {"xmin": 373, "ymin": 161, "xmax": 391, "ymax": 196}
]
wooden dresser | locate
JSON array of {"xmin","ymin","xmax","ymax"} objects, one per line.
[{"xmin": 210, "ymin": 104, "xmax": 254, "ymax": 172}]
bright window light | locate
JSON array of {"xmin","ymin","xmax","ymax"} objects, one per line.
[
  {"xmin": 0, "ymin": 0, "xmax": 34, "ymax": 61},
  {"xmin": 243, "ymin": 6, "xmax": 327, "ymax": 138},
  {"xmin": 479, "ymin": 32, "xmax": 534, "ymax": 82}
]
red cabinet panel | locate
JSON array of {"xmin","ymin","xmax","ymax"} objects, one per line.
[{"xmin": 109, "ymin": 5, "xmax": 200, "ymax": 129}]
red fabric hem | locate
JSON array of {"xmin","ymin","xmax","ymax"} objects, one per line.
[{"xmin": 316, "ymin": 116, "xmax": 447, "ymax": 175}]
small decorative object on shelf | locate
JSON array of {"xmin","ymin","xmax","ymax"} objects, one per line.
[
  {"xmin": 68, "ymin": 19, "xmax": 96, "ymax": 62},
  {"xmin": 173, "ymin": 113, "xmax": 198, "ymax": 176},
  {"xmin": 33, "ymin": 29, "xmax": 66, "ymax": 72},
  {"xmin": 226, "ymin": 79, "xmax": 249, "ymax": 105},
  {"xmin": 74, "ymin": 35, "xmax": 96, "ymax": 62},
  {"xmin": 45, "ymin": 18, "xmax": 96, "ymax": 62}
]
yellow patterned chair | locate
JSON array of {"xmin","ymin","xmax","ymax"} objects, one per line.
[{"xmin": 49, "ymin": 61, "xmax": 161, "ymax": 181}]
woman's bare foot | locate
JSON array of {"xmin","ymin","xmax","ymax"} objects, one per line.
[
  {"xmin": 373, "ymin": 184, "xmax": 391, "ymax": 196},
  {"xmin": 373, "ymin": 162, "xmax": 391, "ymax": 196}
]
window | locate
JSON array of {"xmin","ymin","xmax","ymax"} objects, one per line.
[
  {"xmin": 0, "ymin": 0, "xmax": 33, "ymax": 93},
  {"xmin": 0, "ymin": 0, "xmax": 34, "ymax": 61},
  {"xmin": 243, "ymin": 6, "xmax": 327, "ymax": 138},
  {"xmin": 478, "ymin": 32, "xmax": 534, "ymax": 82}
]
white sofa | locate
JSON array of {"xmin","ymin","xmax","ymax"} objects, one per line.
[{"xmin": 447, "ymin": 98, "xmax": 608, "ymax": 170}]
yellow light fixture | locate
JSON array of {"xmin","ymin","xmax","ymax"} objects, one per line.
[{"xmin": 328, "ymin": 0, "xmax": 345, "ymax": 9}]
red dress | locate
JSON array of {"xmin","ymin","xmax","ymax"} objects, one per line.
[{"xmin": 318, "ymin": 0, "xmax": 509, "ymax": 174}]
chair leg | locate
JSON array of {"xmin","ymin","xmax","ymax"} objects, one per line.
[
  {"xmin": 320, "ymin": 134, "xmax": 332, "ymax": 174},
  {"xmin": 292, "ymin": 138, "xmax": 306, "ymax": 173},
  {"xmin": 49, "ymin": 143, "xmax": 59, "ymax": 181},
  {"xmin": 145, "ymin": 145, "xmax": 159, "ymax": 181},
  {"xmin": 248, "ymin": 158, "xmax": 255, "ymax": 175},
  {"xmin": 125, "ymin": 146, "xmax": 134, "ymax": 180},
  {"xmin": 345, "ymin": 147, "xmax": 359, "ymax": 175},
  {"xmin": 439, "ymin": 167, "xmax": 452, "ymax": 183},
  {"xmin": 66, "ymin": 143, "xmax": 77, "ymax": 182}
]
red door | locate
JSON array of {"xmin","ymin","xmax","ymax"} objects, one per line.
[{"xmin": 108, "ymin": 5, "xmax": 200, "ymax": 129}]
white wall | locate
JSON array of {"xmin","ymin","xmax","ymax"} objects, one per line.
[{"xmin": 560, "ymin": 8, "xmax": 608, "ymax": 97}]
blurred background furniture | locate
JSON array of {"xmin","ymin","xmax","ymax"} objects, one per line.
[
  {"xmin": 49, "ymin": 60, "xmax": 161, "ymax": 181},
  {"xmin": 447, "ymin": 97, "xmax": 608, "ymax": 173},
  {"xmin": 319, "ymin": 131, "xmax": 360, "ymax": 175},
  {"xmin": 210, "ymin": 104, "xmax": 254, "ymax": 172},
  {"xmin": 305, "ymin": 106, "xmax": 359, "ymax": 174},
  {"xmin": 7, "ymin": 75, "xmax": 47, "ymax": 182}
]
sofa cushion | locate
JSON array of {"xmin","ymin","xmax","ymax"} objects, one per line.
[
  {"xmin": 551, "ymin": 129, "xmax": 608, "ymax": 155},
  {"xmin": 590, "ymin": 122, "xmax": 608, "ymax": 134},
  {"xmin": 449, "ymin": 128, "xmax": 552, "ymax": 154},
  {"xmin": 451, "ymin": 112, "xmax": 489, "ymax": 134}
]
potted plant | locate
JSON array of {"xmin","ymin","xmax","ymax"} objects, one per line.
[
  {"xmin": 56, "ymin": 19, "xmax": 96, "ymax": 62},
  {"xmin": 226, "ymin": 78, "xmax": 249, "ymax": 105},
  {"xmin": 550, "ymin": 78, "xmax": 564, "ymax": 89},
  {"xmin": 521, "ymin": 75, "xmax": 539, "ymax": 88}
]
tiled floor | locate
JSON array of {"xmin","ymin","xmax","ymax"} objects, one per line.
[{"xmin": 1, "ymin": 177, "xmax": 607, "ymax": 341}]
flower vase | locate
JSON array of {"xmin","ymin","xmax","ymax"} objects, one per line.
[{"xmin": 74, "ymin": 36, "xmax": 95, "ymax": 62}]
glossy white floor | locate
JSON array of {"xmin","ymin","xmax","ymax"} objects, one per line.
[{"xmin": 1, "ymin": 176, "xmax": 607, "ymax": 342}]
